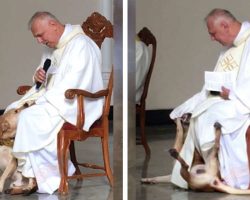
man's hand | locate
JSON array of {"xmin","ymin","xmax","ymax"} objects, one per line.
[
  {"xmin": 34, "ymin": 68, "xmax": 46, "ymax": 83},
  {"xmin": 220, "ymin": 86, "xmax": 230, "ymax": 100}
]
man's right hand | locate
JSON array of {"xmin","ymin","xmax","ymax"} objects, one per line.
[{"xmin": 34, "ymin": 68, "xmax": 46, "ymax": 83}]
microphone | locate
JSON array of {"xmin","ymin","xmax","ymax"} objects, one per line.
[{"xmin": 36, "ymin": 58, "xmax": 51, "ymax": 90}]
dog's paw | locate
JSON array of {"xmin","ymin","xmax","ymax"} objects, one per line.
[
  {"xmin": 168, "ymin": 148, "xmax": 179, "ymax": 159},
  {"xmin": 141, "ymin": 178, "xmax": 157, "ymax": 184},
  {"xmin": 214, "ymin": 122, "xmax": 222, "ymax": 129}
]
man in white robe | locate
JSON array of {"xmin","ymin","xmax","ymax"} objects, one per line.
[
  {"xmin": 136, "ymin": 38, "xmax": 151, "ymax": 103},
  {"xmin": 4, "ymin": 11, "xmax": 104, "ymax": 195},
  {"xmin": 170, "ymin": 9, "xmax": 250, "ymax": 190}
]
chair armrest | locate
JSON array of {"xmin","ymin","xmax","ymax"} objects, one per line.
[
  {"xmin": 65, "ymin": 89, "xmax": 109, "ymax": 99},
  {"xmin": 17, "ymin": 85, "xmax": 32, "ymax": 95},
  {"xmin": 64, "ymin": 88, "xmax": 108, "ymax": 129}
]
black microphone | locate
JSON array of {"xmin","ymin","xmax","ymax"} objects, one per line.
[{"xmin": 36, "ymin": 58, "xmax": 51, "ymax": 90}]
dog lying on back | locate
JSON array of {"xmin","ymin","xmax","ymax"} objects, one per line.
[
  {"xmin": 0, "ymin": 102, "xmax": 37, "ymax": 195},
  {"xmin": 141, "ymin": 114, "xmax": 250, "ymax": 194}
]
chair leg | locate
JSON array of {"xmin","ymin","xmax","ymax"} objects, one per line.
[
  {"xmin": 140, "ymin": 110, "xmax": 151, "ymax": 155},
  {"xmin": 101, "ymin": 137, "xmax": 113, "ymax": 186},
  {"xmin": 69, "ymin": 141, "xmax": 81, "ymax": 176},
  {"xmin": 57, "ymin": 130, "xmax": 71, "ymax": 195}
]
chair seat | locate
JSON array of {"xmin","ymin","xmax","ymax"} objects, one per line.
[{"xmin": 62, "ymin": 119, "xmax": 102, "ymax": 130}]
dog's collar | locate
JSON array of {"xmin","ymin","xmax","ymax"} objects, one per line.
[{"xmin": 0, "ymin": 138, "xmax": 14, "ymax": 147}]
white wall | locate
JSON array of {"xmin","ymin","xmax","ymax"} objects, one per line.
[
  {"xmin": 136, "ymin": 0, "xmax": 250, "ymax": 110},
  {"xmin": 0, "ymin": 0, "xmax": 114, "ymax": 108}
]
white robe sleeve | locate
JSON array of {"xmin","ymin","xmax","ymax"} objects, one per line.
[
  {"xmin": 231, "ymin": 38, "xmax": 250, "ymax": 113},
  {"xmin": 38, "ymin": 36, "xmax": 104, "ymax": 131},
  {"xmin": 170, "ymin": 88, "xmax": 208, "ymax": 119}
]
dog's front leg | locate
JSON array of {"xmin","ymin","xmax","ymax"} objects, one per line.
[
  {"xmin": 173, "ymin": 118, "xmax": 185, "ymax": 152},
  {"xmin": 0, "ymin": 157, "xmax": 17, "ymax": 193},
  {"xmin": 141, "ymin": 174, "xmax": 171, "ymax": 184}
]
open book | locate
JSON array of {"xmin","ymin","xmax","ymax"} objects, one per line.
[{"xmin": 204, "ymin": 71, "xmax": 235, "ymax": 92}]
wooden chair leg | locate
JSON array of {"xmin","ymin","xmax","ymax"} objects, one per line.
[
  {"xmin": 140, "ymin": 109, "xmax": 150, "ymax": 155},
  {"xmin": 69, "ymin": 141, "xmax": 81, "ymax": 176},
  {"xmin": 101, "ymin": 136, "xmax": 113, "ymax": 186},
  {"xmin": 57, "ymin": 130, "xmax": 71, "ymax": 195}
]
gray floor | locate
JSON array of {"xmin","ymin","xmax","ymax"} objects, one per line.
[
  {"xmin": 136, "ymin": 125, "xmax": 250, "ymax": 200},
  {"xmin": 2, "ymin": 124, "xmax": 250, "ymax": 199},
  {"xmin": 0, "ymin": 135, "xmax": 113, "ymax": 200}
]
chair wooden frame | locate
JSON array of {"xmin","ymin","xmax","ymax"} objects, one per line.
[
  {"xmin": 17, "ymin": 12, "xmax": 114, "ymax": 195},
  {"xmin": 136, "ymin": 27, "xmax": 157, "ymax": 155}
]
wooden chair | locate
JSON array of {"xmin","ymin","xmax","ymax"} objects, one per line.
[
  {"xmin": 17, "ymin": 12, "xmax": 113, "ymax": 195},
  {"xmin": 136, "ymin": 27, "xmax": 157, "ymax": 155}
]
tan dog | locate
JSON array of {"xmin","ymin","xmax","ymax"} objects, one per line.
[
  {"xmin": 141, "ymin": 115, "xmax": 250, "ymax": 194},
  {"xmin": 141, "ymin": 114, "xmax": 191, "ymax": 184},
  {"xmin": 0, "ymin": 102, "xmax": 37, "ymax": 195}
]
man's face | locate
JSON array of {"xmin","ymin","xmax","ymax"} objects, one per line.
[
  {"xmin": 207, "ymin": 18, "xmax": 233, "ymax": 47},
  {"xmin": 31, "ymin": 19, "xmax": 59, "ymax": 48}
]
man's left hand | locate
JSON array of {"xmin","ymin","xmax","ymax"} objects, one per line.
[{"xmin": 221, "ymin": 86, "xmax": 230, "ymax": 100}]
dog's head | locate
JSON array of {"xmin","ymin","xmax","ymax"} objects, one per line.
[{"xmin": 0, "ymin": 108, "xmax": 20, "ymax": 140}]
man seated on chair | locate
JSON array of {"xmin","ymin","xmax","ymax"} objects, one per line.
[
  {"xmin": 136, "ymin": 36, "xmax": 151, "ymax": 104},
  {"xmin": 170, "ymin": 8, "xmax": 250, "ymax": 190},
  {"xmin": 4, "ymin": 11, "xmax": 104, "ymax": 195}
]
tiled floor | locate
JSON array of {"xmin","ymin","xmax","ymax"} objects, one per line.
[
  {"xmin": 2, "ymin": 124, "xmax": 250, "ymax": 200},
  {"xmin": 136, "ymin": 125, "xmax": 250, "ymax": 200},
  {"xmin": 0, "ymin": 135, "xmax": 113, "ymax": 200}
]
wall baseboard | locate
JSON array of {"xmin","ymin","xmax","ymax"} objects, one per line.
[{"xmin": 108, "ymin": 106, "xmax": 174, "ymax": 126}]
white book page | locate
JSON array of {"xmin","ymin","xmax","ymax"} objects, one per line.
[{"xmin": 204, "ymin": 71, "xmax": 234, "ymax": 92}]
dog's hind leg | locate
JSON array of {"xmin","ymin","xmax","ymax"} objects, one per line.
[
  {"xmin": 206, "ymin": 123, "xmax": 221, "ymax": 175},
  {"xmin": 209, "ymin": 122, "xmax": 250, "ymax": 194},
  {"xmin": 0, "ymin": 157, "xmax": 17, "ymax": 193}
]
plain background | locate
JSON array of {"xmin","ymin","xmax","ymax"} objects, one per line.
[
  {"xmin": 136, "ymin": 0, "xmax": 250, "ymax": 110},
  {"xmin": 0, "ymin": 0, "xmax": 113, "ymax": 108},
  {"xmin": 2, "ymin": 1, "xmax": 250, "ymax": 111}
]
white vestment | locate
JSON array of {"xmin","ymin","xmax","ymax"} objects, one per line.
[
  {"xmin": 136, "ymin": 39, "xmax": 151, "ymax": 103},
  {"xmin": 170, "ymin": 21, "xmax": 250, "ymax": 189},
  {"xmin": 5, "ymin": 24, "xmax": 104, "ymax": 194}
]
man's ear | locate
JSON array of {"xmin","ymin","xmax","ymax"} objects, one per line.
[
  {"xmin": 48, "ymin": 19, "xmax": 57, "ymax": 29},
  {"xmin": 220, "ymin": 20, "xmax": 229, "ymax": 30}
]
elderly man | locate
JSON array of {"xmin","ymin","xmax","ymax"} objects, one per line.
[
  {"xmin": 170, "ymin": 9, "xmax": 250, "ymax": 190},
  {"xmin": 4, "ymin": 11, "xmax": 104, "ymax": 195}
]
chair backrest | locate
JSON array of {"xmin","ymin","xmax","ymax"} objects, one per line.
[
  {"xmin": 81, "ymin": 12, "xmax": 113, "ymax": 122},
  {"xmin": 82, "ymin": 12, "xmax": 113, "ymax": 48},
  {"xmin": 137, "ymin": 27, "xmax": 157, "ymax": 105}
]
